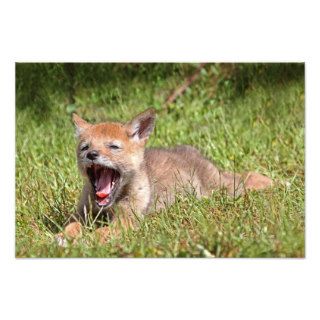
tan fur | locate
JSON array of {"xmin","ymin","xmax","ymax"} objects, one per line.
[{"xmin": 57, "ymin": 108, "xmax": 272, "ymax": 244}]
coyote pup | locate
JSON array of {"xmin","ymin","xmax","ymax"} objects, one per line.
[{"xmin": 58, "ymin": 108, "xmax": 272, "ymax": 243}]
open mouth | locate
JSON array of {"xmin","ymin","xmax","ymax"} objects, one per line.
[{"xmin": 87, "ymin": 164, "xmax": 121, "ymax": 207}]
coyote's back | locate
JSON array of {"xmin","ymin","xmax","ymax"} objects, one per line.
[{"xmin": 145, "ymin": 145, "xmax": 272, "ymax": 210}]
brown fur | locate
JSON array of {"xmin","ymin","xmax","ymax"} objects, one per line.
[{"xmin": 56, "ymin": 108, "xmax": 272, "ymax": 244}]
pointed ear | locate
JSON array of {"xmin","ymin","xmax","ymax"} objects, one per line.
[
  {"xmin": 126, "ymin": 108, "xmax": 156, "ymax": 142},
  {"xmin": 72, "ymin": 113, "xmax": 91, "ymax": 136}
]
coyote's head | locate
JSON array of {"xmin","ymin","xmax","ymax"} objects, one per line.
[{"xmin": 73, "ymin": 108, "xmax": 156, "ymax": 208}]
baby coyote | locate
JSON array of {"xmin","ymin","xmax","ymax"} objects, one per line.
[{"xmin": 57, "ymin": 108, "xmax": 272, "ymax": 244}]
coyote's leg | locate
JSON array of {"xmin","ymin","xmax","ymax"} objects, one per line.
[
  {"xmin": 220, "ymin": 171, "xmax": 273, "ymax": 196},
  {"xmin": 242, "ymin": 172, "xmax": 273, "ymax": 190},
  {"xmin": 94, "ymin": 199, "xmax": 143, "ymax": 244},
  {"xmin": 191, "ymin": 153, "xmax": 272, "ymax": 196}
]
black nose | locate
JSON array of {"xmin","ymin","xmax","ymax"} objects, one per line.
[{"xmin": 87, "ymin": 150, "xmax": 99, "ymax": 160}]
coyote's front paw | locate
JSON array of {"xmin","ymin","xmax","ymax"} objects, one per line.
[
  {"xmin": 95, "ymin": 226, "xmax": 111, "ymax": 244},
  {"xmin": 54, "ymin": 222, "xmax": 83, "ymax": 247}
]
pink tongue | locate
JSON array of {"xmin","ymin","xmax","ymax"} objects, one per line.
[{"xmin": 96, "ymin": 169, "xmax": 112, "ymax": 198}]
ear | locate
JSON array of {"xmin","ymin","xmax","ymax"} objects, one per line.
[
  {"xmin": 126, "ymin": 108, "xmax": 156, "ymax": 142},
  {"xmin": 72, "ymin": 113, "xmax": 91, "ymax": 136}
]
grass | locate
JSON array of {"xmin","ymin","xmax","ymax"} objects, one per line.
[{"xmin": 15, "ymin": 63, "xmax": 305, "ymax": 258}]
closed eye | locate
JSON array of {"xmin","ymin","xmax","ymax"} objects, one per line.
[
  {"xmin": 80, "ymin": 145, "xmax": 89, "ymax": 151},
  {"xmin": 109, "ymin": 144, "xmax": 121, "ymax": 150}
]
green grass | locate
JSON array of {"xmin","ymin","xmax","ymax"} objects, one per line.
[{"xmin": 15, "ymin": 63, "xmax": 304, "ymax": 257}]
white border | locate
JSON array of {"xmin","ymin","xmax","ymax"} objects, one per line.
[{"xmin": 1, "ymin": 1, "xmax": 319, "ymax": 319}]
